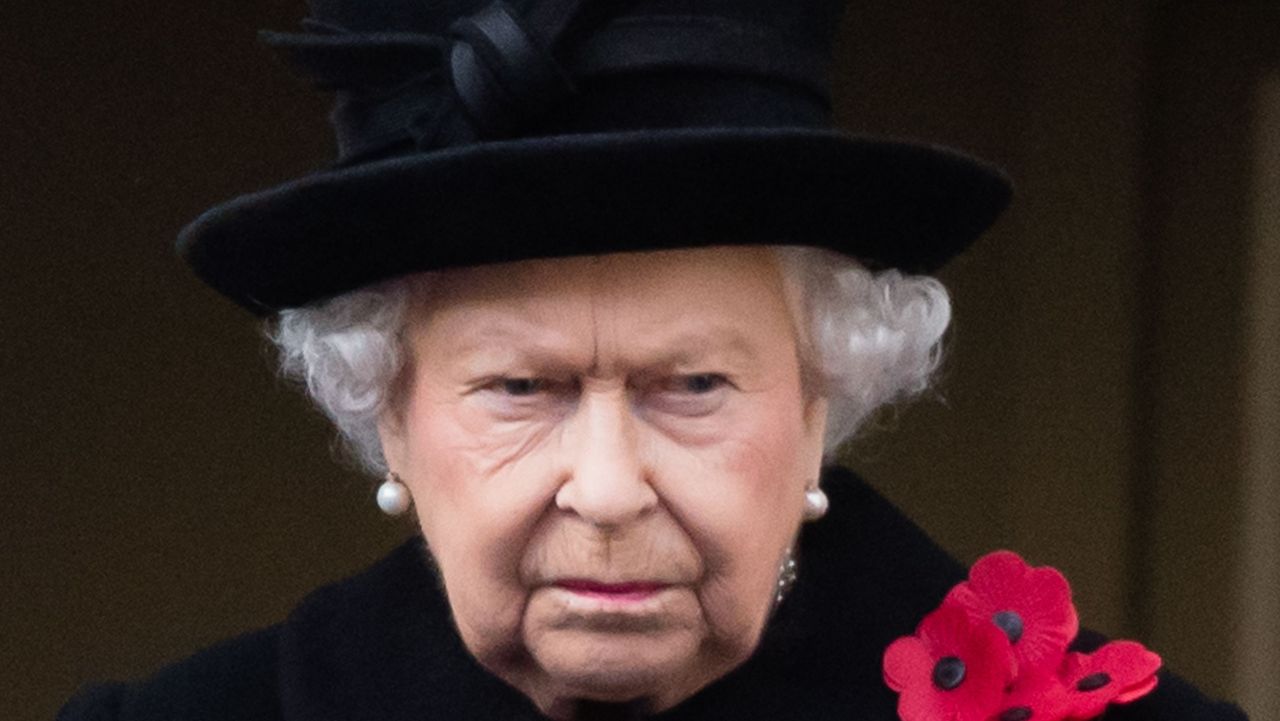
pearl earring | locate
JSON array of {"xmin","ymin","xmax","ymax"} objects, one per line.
[
  {"xmin": 377, "ymin": 472, "xmax": 412, "ymax": 516},
  {"xmin": 803, "ymin": 486, "xmax": 829, "ymax": 521}
]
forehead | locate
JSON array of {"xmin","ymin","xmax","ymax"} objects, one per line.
[{"xmin": 405, "ymin": 246, "xmax": 799, "ymax": 366}]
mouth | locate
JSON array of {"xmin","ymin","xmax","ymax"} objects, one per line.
[
  {"xmin": 553, "ymin": 579, "xmax": 670, "ymax": 603},
  {"xmin": 539, "ymin": 580, "xmax": 695, "ymax": 632}
]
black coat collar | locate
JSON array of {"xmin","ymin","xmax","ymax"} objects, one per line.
[{"xmin": 272, "ymin": 467, "xmax": 1237, "ymax": 721}]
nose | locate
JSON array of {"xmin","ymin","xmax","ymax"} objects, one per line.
[{"xmin": 554, "ymin": 386, "xmax": 658, "ymax": 529}]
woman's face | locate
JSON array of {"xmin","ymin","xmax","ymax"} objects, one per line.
[{"xmin": 379, "ymin": 246, "xmax": 827, "ymax": 718}]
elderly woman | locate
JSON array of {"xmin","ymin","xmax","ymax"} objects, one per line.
[{"xmin": 60, "ymin": 0, "xmax": 1244, "ymax": 720}]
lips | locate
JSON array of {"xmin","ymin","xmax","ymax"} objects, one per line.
[{"xmin": 554, "ymin": 579, "xmax": 669, "ymax": 601}]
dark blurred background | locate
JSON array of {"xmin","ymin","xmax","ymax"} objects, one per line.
[{"xmin": 5, "ymin": 3, "xmax": 1279, "ymax": 720}]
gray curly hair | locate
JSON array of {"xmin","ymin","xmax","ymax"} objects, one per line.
[{"xmin": 269, "ymin": 246, "xmax": 952, "ymax": 474}]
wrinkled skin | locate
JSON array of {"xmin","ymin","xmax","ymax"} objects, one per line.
[{"xmin": 379, "ymin": 246, "xmax": 828, "ymax": 719}]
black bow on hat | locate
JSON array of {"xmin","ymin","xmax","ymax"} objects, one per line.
[
  {"xmin": 262, "ymin": 0, "xmax": 835, "ymax": 165},
  {"xmin": 179, "ymin": 0, "xmax": 1011, "ymax": 315}
]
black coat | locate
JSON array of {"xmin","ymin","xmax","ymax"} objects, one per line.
[{"xmin": 58, "ymin": 467, "xmax": 1246, "ymax": 720}]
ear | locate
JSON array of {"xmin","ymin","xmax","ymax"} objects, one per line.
[
  {"xmin": 376, "ymin": 349, "xmax": 417, "ymax": 474},
  {"xmin": 378, "ymin": 412, "xmax": 408, "ymax": 474},
  {"xmin": 801, "ymin": 395, "xmax": 829, "ymax": 482}
]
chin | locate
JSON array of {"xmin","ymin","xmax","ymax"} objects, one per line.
[{"xmin": 533, "ymin": 632, "xmax": 704, "ymax": 704}]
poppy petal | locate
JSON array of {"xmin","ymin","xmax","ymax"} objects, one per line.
[
  {"xmin": 883, "ymin": 605, "xmax": 1016, "ymax": 721},
  {"xmin": 884, "ymin": 636, "xmax": 932, "ymax": 692},
  {"xmin": 946, "ymin": 551, "xmax": 1079, "ymax": 675},
  {"xmin": 1061, "ymin": 641, "xmax": 1162, "ymax": 717},
  {"xmin": 1114, "ymin": 675, "xmax": 1159, "ymax": 704}
]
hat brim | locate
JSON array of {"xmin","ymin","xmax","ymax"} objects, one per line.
[{"xmin": 178, "ymin": 126, "xmax": 1011, "ymax": 315}]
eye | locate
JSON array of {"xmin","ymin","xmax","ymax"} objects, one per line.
[
  {"xmin": 472, "ymin": 376, "xmax": 577, "ymax": 420},
  {"xmin": 643, "ymin": 373, "xmax": 734, "ymax": 418},
  {"xmin": 496, "ymin": 377, "xmax": 547, "ymax": 397},
  {"xmin": 478, "ymin": 376, "xmax": 578, "ymax": 399},
  {"xmin": 674, "ymin": 373, "xmax": 729, "ymax": 394}
]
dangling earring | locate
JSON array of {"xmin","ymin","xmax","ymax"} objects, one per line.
[
  {"xmin": 377, "ymin": 472, "xmax": 412, "ymax": 516},
  {"xmin": 803, "ymin": 485, "xmax": 829, "ymax": 521},
  {"xmin": 776, "ymin": 546, "xmax": 798, "ymax": 604}
]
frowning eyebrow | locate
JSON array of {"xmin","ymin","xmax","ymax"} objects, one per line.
[
  {"xmin": 448, "ymin": 322, "xmax": 763, "ymax": 374},
  {"xmin": 621, "ymin": 329, "xmax": 761, "ymax": 371},
  {"xmin": 448, "ymin": 321, "xmax": 591, "ymax": 370}
]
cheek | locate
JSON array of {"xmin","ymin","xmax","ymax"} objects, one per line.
[
  {"xmin": 413, "ymin": 474, "xmax": 549, "ymax": 672},
  {"xmin": 656, "ymin": 391, "xmax": 812, "ymax": 648},
  {"xmin": 729, "ymin": 412, "xmax": 811, "ymax": 489},
  {"xmin": 400, "ymin": 400, "xmax": 562, "ymax": 670},
  {"xmin": 698, "ymin": 389, "xmax": 813, "ymax": 526},
  {"xmin": 403, "ymin": 390, "xmax": 560, "ymax": 523}
]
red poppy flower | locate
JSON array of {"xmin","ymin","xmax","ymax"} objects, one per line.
[
  {"xmin": 1059, "ymin": 641, "xmax": 1161, "ymax": 719},
  {"xmin": 883, "ymin": 604, "xmax": 1016, "ymax": 721},
  {"xmin": 944, "ymin": 551, "xmax": 1079, "ymax": 676},
  {"xmin": 992, "ymin": 671, "xmax": 1072, "ymax": 721},
  {"xmin": 885, "ymin": 551, "xmax": 1163, "ymax": 721}
]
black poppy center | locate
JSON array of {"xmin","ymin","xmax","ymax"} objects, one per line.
[
  {"xmin": 1077, "ymin": 672, "xmax": 1113, "ymax": 692},
  {"xmin": 993, "ymin": 610, "xmax": 1025, "ymax": 643},
  {"xmin": 932, "ymin": 656, "xmax": 966, "ymax": 690},
  {"xmin": 999, "ymin": 706, "xmax": 1034, "ymax": 721}
]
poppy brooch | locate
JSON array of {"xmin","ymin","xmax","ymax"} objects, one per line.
[{"xmin": 883, "ymin": 551, "xmax": 1161, "ymax": 721}]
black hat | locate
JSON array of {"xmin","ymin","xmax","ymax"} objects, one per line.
[{"xmin": 178, "ymin": 0, "xmax": 1011, "ymax": 315}]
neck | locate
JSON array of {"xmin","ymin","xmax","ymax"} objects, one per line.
[{"xmin": 572, "ymin": 699, "xmax": 646, "ymax": 721}]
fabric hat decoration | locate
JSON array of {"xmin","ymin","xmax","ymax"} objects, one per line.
[{"xmin": 178, "ymin": 0, "xmax": 1012, "ymax": 315}]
